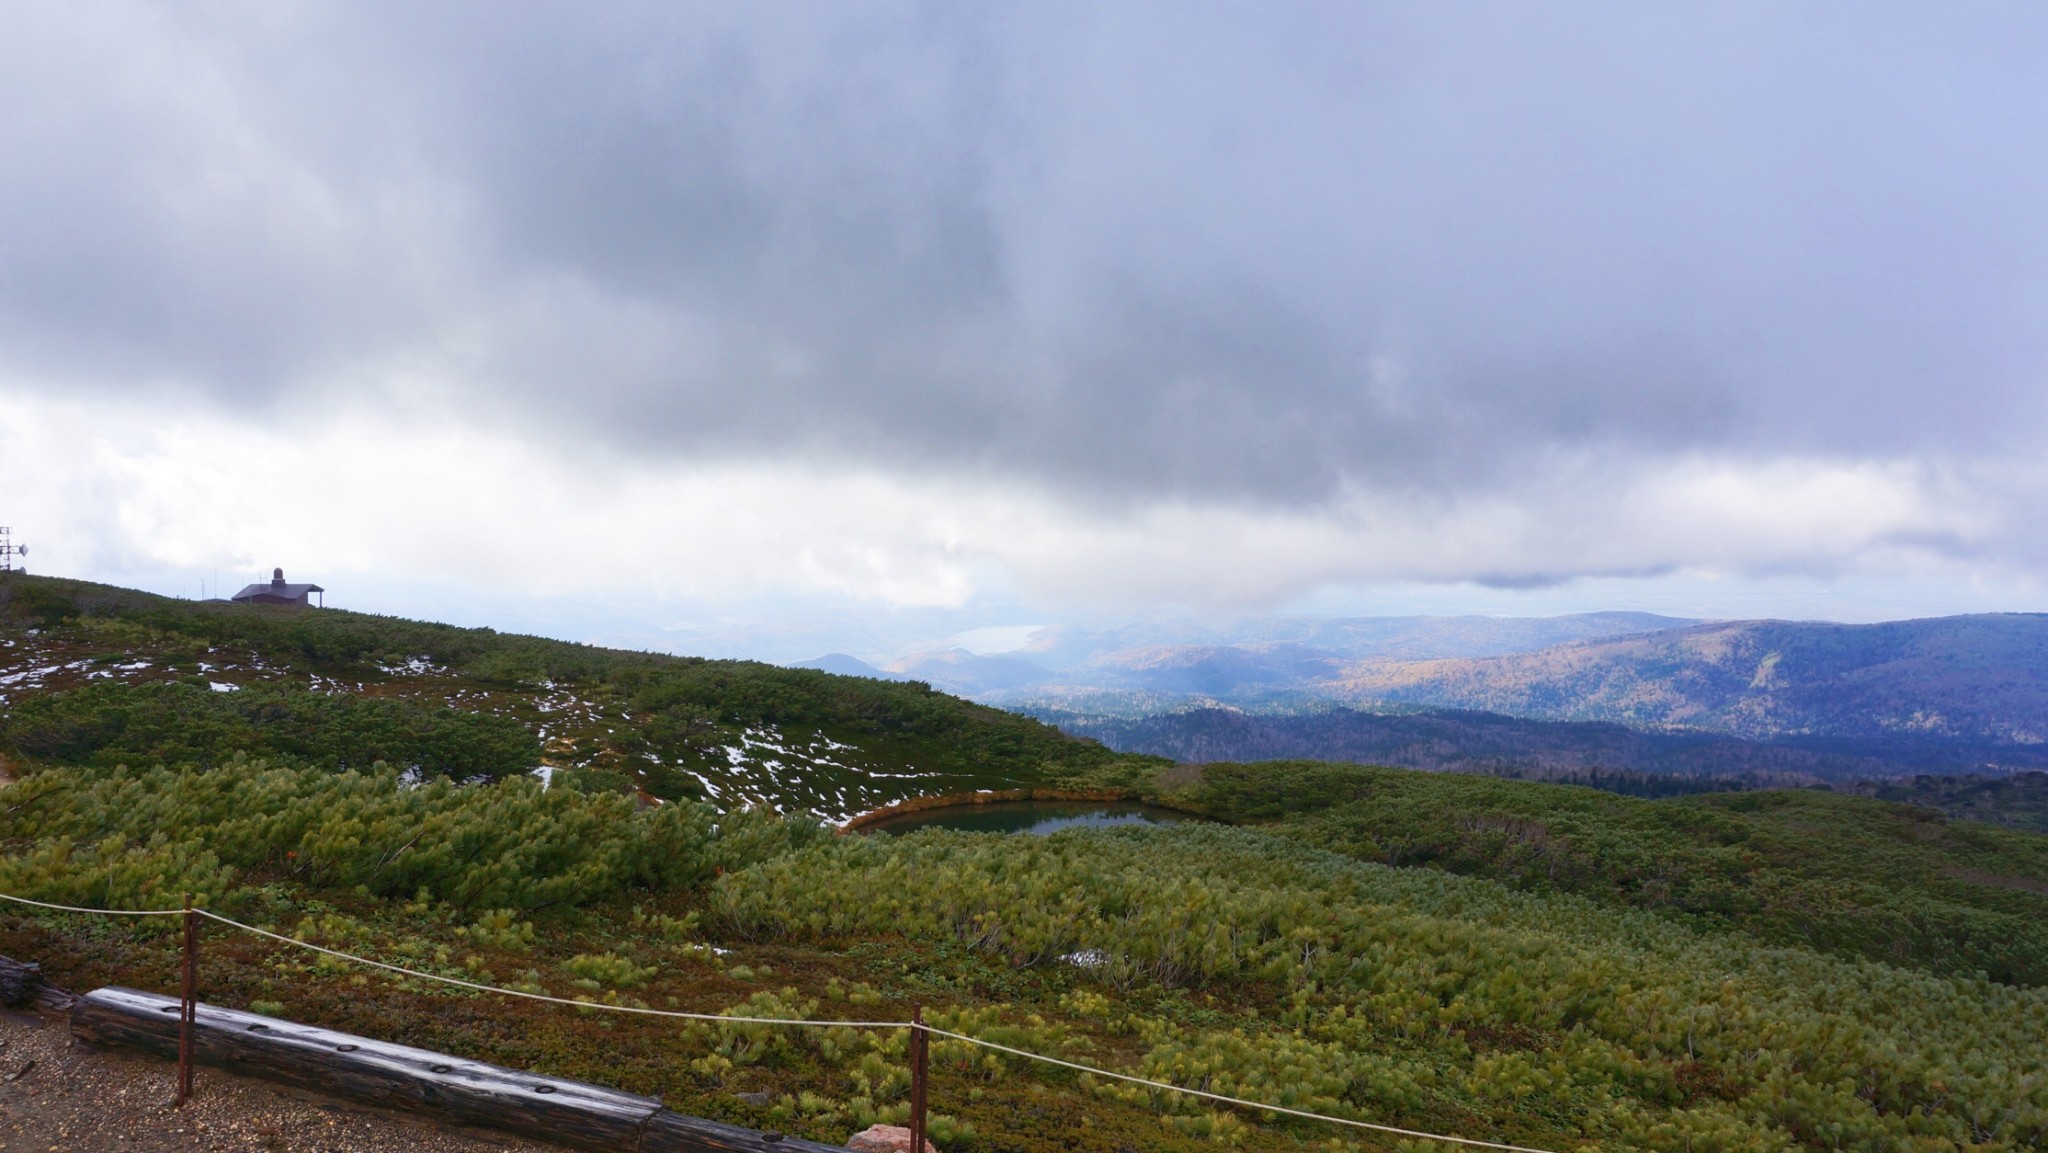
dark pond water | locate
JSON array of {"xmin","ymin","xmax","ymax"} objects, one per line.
[{"xmin": 862, "ymin": 800, "xmax": 1204, "ymax": 836}]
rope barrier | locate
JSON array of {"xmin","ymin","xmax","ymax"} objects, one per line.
[
  {"xmin": 195, "ymin": 910, "xmax": 912, "ymax": 1030},
  {"xmin": 0, "ymin": 891, "xmax": 186, "ymax": 917},
  {"xmin": 4, "ymin": 891, "xmax": 1564, "ymax": 1153}
]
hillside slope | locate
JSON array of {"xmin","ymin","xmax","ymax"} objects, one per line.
[
  {"xmin": 0, "ymin": 574, "xmax": 1149, "ymax": 820},
  {"xmin": 1324, "ymin": 614, "xmax": 2048, "ymax": 742}
]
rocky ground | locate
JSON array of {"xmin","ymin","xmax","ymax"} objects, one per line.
[{"xmin": 0, "ymin": 1008, "xmax": 556, "ymax": 1153}]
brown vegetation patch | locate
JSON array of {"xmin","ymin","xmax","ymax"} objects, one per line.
[
  {"xmin": 1672, "ymin": 1059, "xmax": 1738, "ymax": 1105},
  {"xmin": 1942, "ymin": 866, "xmax": 2048, "ymax": 896}
]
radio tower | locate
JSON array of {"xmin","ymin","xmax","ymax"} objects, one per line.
[{"xmin": 0, "ymin": 527, "xmax": 25, "ymax": 573}]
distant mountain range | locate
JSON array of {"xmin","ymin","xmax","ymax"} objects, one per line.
[
  {"xmin": 1318, "ymin": 614, "xmax": 2048, "ymax": 744},
  {"xmin": 1015, "ymin": 610, "xmax": 1698, "ymax": 665},
  {"xmin": 809, "ymin": 612, "xmax": 2048, "ymax": 782},
  {"xmin": 797, "ymin": 611, "xmax": 1702, "ymax": 707},
  {"xmin": 790, "ymin": 652, "xmax": 910, "ymax": 680},
  {"xmin": 793, "ymin": 648, "xmax": 1052, "ymax": 697}
]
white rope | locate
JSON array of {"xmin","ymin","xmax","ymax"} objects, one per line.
[
  {"xmin": 195, "ymin": 910, "xmax": 912, "ymax": 1029},
  {"xmin": 923, "ymin": 1026, "xmax": 1561, "ymax": 1153},
  {"xmin": 4, "ymin": 893, "xmax": 1561, "ymax": 1153},
  {"xmin": 0, "ymin": 891, "xmax": 186, "ymax": 917}
]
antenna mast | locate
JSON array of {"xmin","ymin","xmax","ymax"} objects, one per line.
[{"xmin": 0, "ymin": 527, "xmax": 23, "ymax": 573}]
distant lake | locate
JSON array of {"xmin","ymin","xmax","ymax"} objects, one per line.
[{"xmin": 860, "ymin": 800, "xmax": 1204, "ymax": 836}]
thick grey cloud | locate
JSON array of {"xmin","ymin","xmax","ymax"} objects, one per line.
[{"xmin": 4, "ymin": 1, "xmax": 2046, "ymax": 509}]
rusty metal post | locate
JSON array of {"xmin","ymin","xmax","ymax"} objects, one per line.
[
  {"xmin": 909, "ymin": 1001, "xmax": 929, "ymax": 1153},
  {"xmin": 177, "ymin": 897, "xmax": 196, "ymax": 1105}
]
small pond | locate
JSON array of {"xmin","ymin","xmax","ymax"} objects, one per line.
[{"xmin": 861, "ymin": 800, "xmax": 1204, "ymax": 837}]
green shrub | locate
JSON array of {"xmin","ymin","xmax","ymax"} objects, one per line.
[
  {"xmin": 2, "ymin": 681, "xmax": 540, "ymax": 780},
  {"xmin": 0, "ymin": 757, "xmax": 815, "ymax": 912},
  {"xmin": 561, "ymin": 951, "xmax": 659, "ymax": 989},
  {"xmin": 459, "ymin": 909, "xmax": 536, "ymax": 952}
]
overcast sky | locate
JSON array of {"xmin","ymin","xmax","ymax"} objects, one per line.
[{"xmin": 4, "ymin": 2, "xmax": 2046, "ymax": 656}]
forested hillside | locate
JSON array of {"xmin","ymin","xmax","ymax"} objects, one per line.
[
  {"xmin": 1047, "ymin": 704, "xmax": 2048, "ymax": 786},
  {"xmin": 2, "ymin": 573, "xmax": 2045, "ymax": 1151},
  {"xmin": 1858, "ymin": 771, "xmax": 2048, "ymax": 834}
]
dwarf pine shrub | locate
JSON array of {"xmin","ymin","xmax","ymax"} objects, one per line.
[{"xmin": 0, "ymin": 756, "xmax": 820, "ymax": 913}]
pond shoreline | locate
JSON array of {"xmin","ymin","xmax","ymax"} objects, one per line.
[{"xmin": 838, "ymin": 787, "xmax": 1214, "ymax": 834}]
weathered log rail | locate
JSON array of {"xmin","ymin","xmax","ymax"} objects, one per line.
[
  {"xmin": 0, "ymin": 952, "xmax": 69, "ymax": 1012},
  {"xmin": 67, "ymin": 985, "xmax": 839, "ymax": 1153}
]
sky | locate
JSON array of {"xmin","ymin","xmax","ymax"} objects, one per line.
[{"xmin": 4, "ymin": 2, "xmax": 2047, "ymax": 662}]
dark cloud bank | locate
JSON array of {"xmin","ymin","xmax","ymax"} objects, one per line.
[{"xmin": 3, "ymin": 2, "xmax": 2045, "ymax": 512}]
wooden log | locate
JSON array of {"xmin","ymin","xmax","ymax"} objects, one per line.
[
  {"xmin": 0, "ymin": 952, "xmax": 73, "ymax": 1012},
  {"xmin": 639, "ymin": 1110, "xmax": 844, "ymax": 1153},
  {"xmin": 0, "ymin": 955, "xmax": 42, "ymax": 1008},
  {"xmin": 71, "ymin": 987, "xmax": 849, "ymax": 1153},
  {"xmin": 31, "ymin": 983, "xmax": 73, "ymax": 1012},
  {"xmin": 72, "ymin": 986, "xmax": 660, "ymax": 1152}
]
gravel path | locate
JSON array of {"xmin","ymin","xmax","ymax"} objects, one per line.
[{"xmin": 0, "ymin": 1008, "xmax": 559, "ymax": 1153}]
